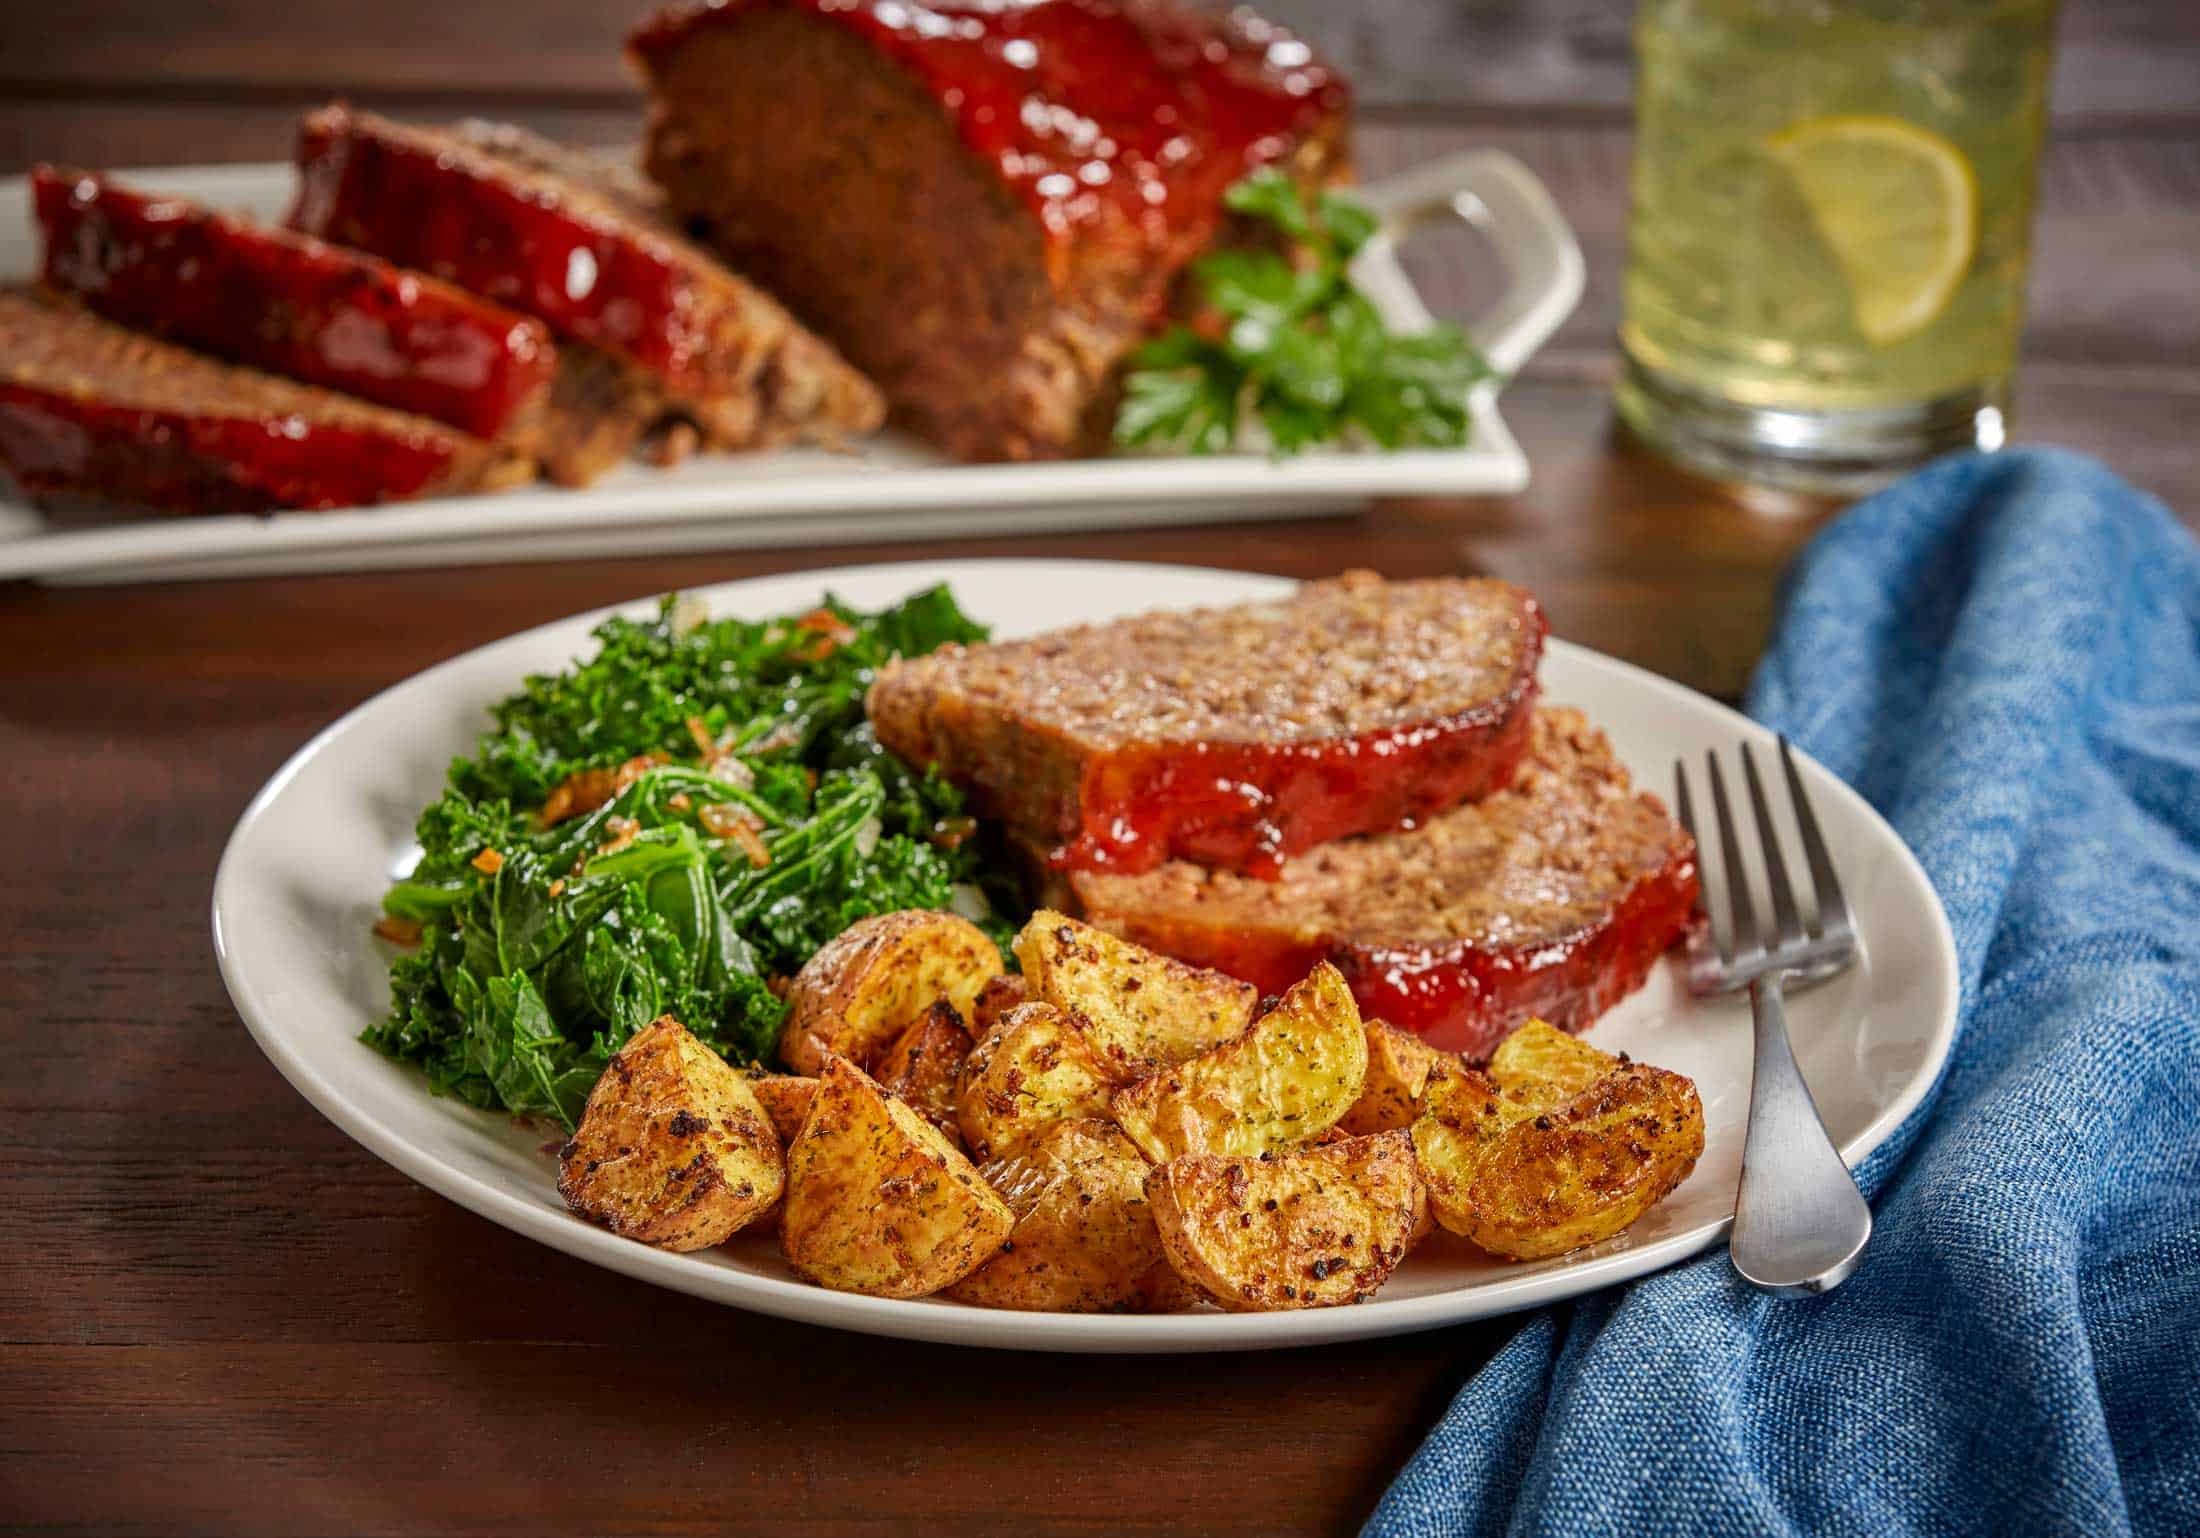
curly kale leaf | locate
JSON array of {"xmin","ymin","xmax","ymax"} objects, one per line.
[{"xmin": 365, "ymin": 587, "xmax": 1004, "ymax": 1128}]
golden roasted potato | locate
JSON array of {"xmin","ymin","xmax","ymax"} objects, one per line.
[
  {"xmin": 732, "ymin": 1074, "xmax": 819, "ymax": 1236},
  {"xmin": 1413, "ymin": 1025, "xmax": 1705, "ymax": 1261},
  {"xmin": 1146, "ymin": 1131, "xmax": 1425, "ymax": 1310},
  {"xmin": 875, "ymin": 998, "xmax": 974, "ymax": 1137},
  {"xmin": 780, "ymin": 1056, "xmax": 1013, "ymax": 1297},
  {"xmin": 746, "ymin": 1074, "xmax": 818, "ymax": 1144},
  {"xmin": 970, "ymin": 973, "xmax": 1029, "ymax": 1037},
  {"xmin": 1110, "ymin": 962, "xmax": 1369, "ymax": 1163},
  {"xmin": 779, "ymin": 909, "xmax": 1005, "ymax": 1074},
  {"xmin": 947, "ymin": 1119, "xmax": 1184, "ymax": 1313},
  {"xmin": 1015, "ymin": 910, "xmax": 1255, "ymax": 1073},
  {"xmin": 1487, "ymin": 1019, "xmax": 1618, "ymax": 1104},
  {"xmin": 955, "ymin": 1001, "xmax": 1121, "ymax": 1162},
  {"xmin": 558, "ymin": 1016, "xmax": 784, "ymax": 1252},
  {"xmin": 1338, "ymin": 1019, "xmax": 1454, "ymax": 1135}
]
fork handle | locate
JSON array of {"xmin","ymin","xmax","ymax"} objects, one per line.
[{"xmin": 1730, "ymin": 973, "xmax": 1873, "ymax": 1297}]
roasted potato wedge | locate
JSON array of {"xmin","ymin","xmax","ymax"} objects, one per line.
[
  {"xmin": 779, "ymin": 909, "xmax": 1005, "ymax": 1074},
  {"xmin": 1413, "ymin": 1025, "xmax": 1705, "ymax": 1261},
  {"xmin": 1146, "ymin": 1131, "xmax": 1425, "ymax": 1310},
  {"xmin": 746, "ymin": 1074, "xmax": 818, "ymax": 1144},
  {"xmin": 955, "ymin": 1001, "xmax": 1122, "ymax": 1162},
  {"xmin": 970, "ymin": 973, "xmax": 1029, "ymax": 1038},
  {"xmin": 1110, "ymin": 962, "xmax": 1369, "ymax": 1163},
  {"xmin": 1015, "ymin": 910, "xmax": 1255, "ymax": 1073},
  {"xmin": 780, "ymin": 1056, "xmax": 1013, "ymax": 1297},
  {"xmin": 558, "ymin": 1016, "xmax": 784, "ymax": 1252},
  {"xmin": 1338, "ymin": 1019, "xmax": 1454, "ymax": 1135},
  {"xmin": 875, "ymin": 998, "xmax": 974, "ymax": 1137},
  {"xmin": 733, "ymin": 1074, "xmax": 817, "ymax": 1236},
  {"xmin": 947, "ymin": 1119, "xmax": 1183, "ymax": 1312},
  {"xmin": 1487, "ymin": 1019, "xmax": 1620, "ymax": 1105}
]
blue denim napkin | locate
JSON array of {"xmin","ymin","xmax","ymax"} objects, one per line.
[{"xmin": 1364, "ymin": 449, "xmax": 2200, "ymax": 1538}]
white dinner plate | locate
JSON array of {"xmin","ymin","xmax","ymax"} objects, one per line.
[
  {"xmin": 0, "ymin": 150, "xmax": 1582, "ymax": 585},
  {"xmin": 212, "ymin": 559, "xmax": 1959, "ymax": 1353}
]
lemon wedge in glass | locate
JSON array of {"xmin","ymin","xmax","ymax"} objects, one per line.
[{"xmin": 1766, "ymin": 115, "xmax": 1978, "ymax": 347}]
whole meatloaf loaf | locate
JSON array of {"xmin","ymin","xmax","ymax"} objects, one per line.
[
  {"xmin": 867, "ymin": 572, "xmax": 1545, "ymax": 878},
  {"xmin": 630, "ymin": 0, "xmax": 1350, "ymax": 462},
  {"xmin": 33, "ymin": 166, "xmax": 557, "ymax": 450},
  {"xmin": 289, "ymin": 106, "xmax": 884, "ymax": 483},
  {"xmin": 1066, "ymin": 709, "xmax": 1700, "ymax": 1059},
  {"xmin": 0, "ymin": 288, "xmax": 522, "ymax": 514}
]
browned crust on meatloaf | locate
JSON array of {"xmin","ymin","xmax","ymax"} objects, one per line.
[
  {"xmin": 294, "ymin": 106, "xmax": 883, "ymax": 458},
  {"xmin": 450, "ymin": 124, "xmax": 667, "ymax": 222},
  {"xmin": 1070, "ymin": 709, "xmax": 1685, "ymax": 951},
  {"xmin": 448, "ymin": 117, "xmax": 887, "ymax": 452},
  {"xmin": 536, "ymin": 344, "xmax": 664, "ymax": 488},
  {"xmin": 0, "ymin": 287, "xmax": 523, "ymax": 512},
  {"xmin": 437, "ymin": 137, "xmax": 666, "ymax": 484},
  {"xmin": 634, "ymin": 6, "xmax": 1347, "ymax": 462}
]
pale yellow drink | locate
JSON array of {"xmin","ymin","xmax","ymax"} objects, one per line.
[{"xmin": 1619, "ymin": 0, "xmax": 2060, "ymax": 489}]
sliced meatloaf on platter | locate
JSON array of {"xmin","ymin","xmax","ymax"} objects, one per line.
[
  {"xmin": 32, "ymin": 166, "xmax": 559, "ymax": 455},
  {"xmin": 631, "ymin": 0, "xmax": 1351, "ymax": 462},
  {"xmin": 0, "ymin": 288, "xmax": 524, "ymax": 514},
  {"xmin": 290, "ymin": 105, "xmax": 884, "ymax": 485}
]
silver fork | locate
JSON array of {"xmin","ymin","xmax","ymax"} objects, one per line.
[{"xmin": 1675, "ymin": 738, "xmax": 1872, "ymax": 1297}]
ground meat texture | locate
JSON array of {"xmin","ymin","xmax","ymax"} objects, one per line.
[
  {"xmin": 629, "ymin": 0, "xmax": 1351, "ymax": 463},
  {"xmin": 1066, "ymin": 708, "xmax": 1701, "ymax": 1059},
  {"xmin": 0, "ymin": 287, "xmax": 522, "ymax": 514},
  {"xmin": 534, "ymin": 344, "xmax": 666, "ymax": 488},
  {"xmin": 289, "ymin": 106, "xmax": 883, "ymax": 468},
  {"xmin": 867, "ymin": 572, "xmax": 1546, "ymax": 876}
]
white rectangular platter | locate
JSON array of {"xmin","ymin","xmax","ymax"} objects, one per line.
[{"xmin": 0, "ymin": 152, "xmax": 1581, "ymax": 585}]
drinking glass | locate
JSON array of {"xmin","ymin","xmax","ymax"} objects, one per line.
[{"xmin": 1618, "ymin": 0, "xmax": 2061, "ymax": 492}]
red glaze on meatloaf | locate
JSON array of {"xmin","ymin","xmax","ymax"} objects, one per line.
[
  {"xmin": 0, "ymin": 289, "xmax": 516, "ymax": 513},
  {"xmin": 288, "ymin": 107, "xmax": 883, "ymax": 457},
  {"xmin": 868, "ymin": 572, "xmax": 1545, "ymax": 878},
  {"xmin": 1065, "ymin": 709, "xmax": 1700, "ymax": 1059},
  {"xmin": 634, "ymin": 0, "xmax": 1344, "ymax": 267},
  {"xmin": 33, "ymin": 166, "xmax": 557, "ymax": 447},
  {"xmin": 630, "ymin": 0, "xmax": 1350, "ymax": 460}
]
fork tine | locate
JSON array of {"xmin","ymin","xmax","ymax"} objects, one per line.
[
  {"xmin": 1741, "ymin": 742, "xmax": 1805, "ymax": 946},
  {"xmin": 1705, "ymin": 749, "xmax": 1760, "ymax": 960},
  {"xmin": 1779, "ymin": 736, "xmax": 1852, "ymax": 938},
  {"xmin": 1673, "ymin": 758, "xmax": 1726, "ymax": 963}
]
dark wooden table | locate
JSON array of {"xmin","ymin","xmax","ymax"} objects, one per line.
[{"xmin": 4, "ymin": 3, "xmax": 2197, "ymax": 1533}]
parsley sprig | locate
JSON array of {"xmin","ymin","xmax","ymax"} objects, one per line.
[{"xmin": 1115, "ymin": 168, "xmax": 1495, "ymax": 455}]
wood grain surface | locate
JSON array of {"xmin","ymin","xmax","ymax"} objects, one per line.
[{"xmin": 3, "ymin": 2, "xmax": 2198, "ymax": 1533}]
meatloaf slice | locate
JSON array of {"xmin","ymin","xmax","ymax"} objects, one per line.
[
  {"xmin": 32, "ymin": 166, "xmax": 557, "ymax": 452},
  {"xmin": 442, "ymin": 119, "xmax": 883, "ymax": 456},
  {"xmin": 867, "ymin": 571, "xmax": 1546, "ymax": 878},
  {"xmin": 0, "ymin": 288, "xmax": 520, "ymax": 514},
  {"xmin": 631, "ymin": 0, "xmax": 1350, "ymax": 462},
  {"xmin": 1066, "ymin": 709, "xmax": 1700, "ymax": 1059},
  {"xmin": 289, "ymin": 106, "xmax": 883, "ymax": 476}
]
